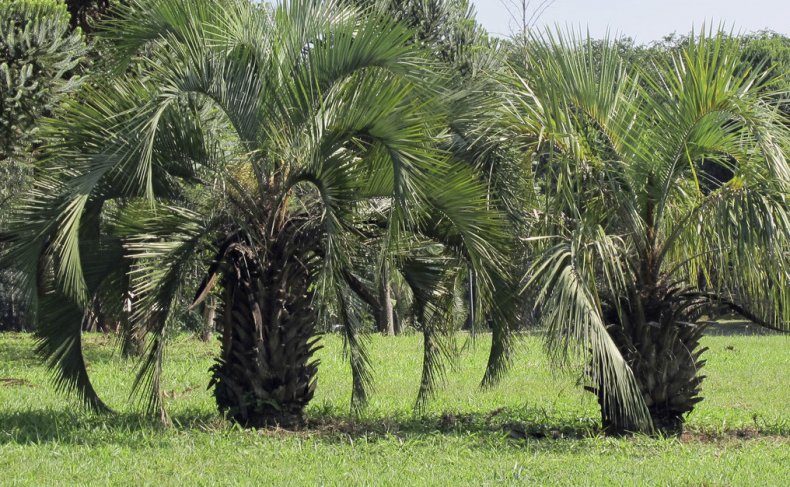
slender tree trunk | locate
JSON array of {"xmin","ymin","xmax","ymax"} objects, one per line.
[
  {"xmin": 120, "ymin": 293, "xmax": 145, "ymax": 358},
  {"xmin": 200, "ymin": 295, "xmax": 215, "ymax": 342},
  {"xmin": 393, "ymin": 307, "xmax": 402, "ymax": 335},
  {"xmin": 464, "ymin": 267, "xmax": 475, "ymax": 334},
  {"xmin": 122, "ymin": 328, "xmax": 146, "ymax": 357},
  {"xmin": 10, "ymin": 294, "xmax": 15, "ymax": 330},
  {"xmin": 379, "ymin": 263, "xmax": 395, "ymax": 336}
]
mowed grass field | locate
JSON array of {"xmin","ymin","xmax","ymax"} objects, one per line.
[{"xmin": 0, "ymin": 332, "xmax": 788, "ymax": 485}]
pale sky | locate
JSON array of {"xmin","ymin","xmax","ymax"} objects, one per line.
[{"xmin": 473, "ymin": 0, "xmax": 790, "ymax": 42}]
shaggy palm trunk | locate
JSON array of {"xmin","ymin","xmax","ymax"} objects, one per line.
[
  {"xmin": 592, "ymin": 284, "xmax": 708, "ymax": 435},
  {"xmin": 210, "ymin": 223, "xmax": 322, "ymax": 428}
]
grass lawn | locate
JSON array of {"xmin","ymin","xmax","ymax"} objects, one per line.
[{"xmin": 0, "ymin": 332, "xmax": 788, "ymax": 485}]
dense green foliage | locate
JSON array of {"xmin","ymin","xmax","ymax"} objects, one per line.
[
  {"xmin": 503, "ymin": 30, "xmax": 790, "ymax": 433},
  {"xmin": 0, "ymin": 0, "xmax": 87, "ymax": 331},
  {"xmin": 0, "ymin": 0, "xmax": 86, "ymax": 162},
  {"xmin": 0, "ymin": 333, "xmax": 788, "ymax": 484},
  {"xmin": 740, "ymin": 31, "xmax": 790, "ymax": 115},
  {"xmin": 364, "ymin": 0, "xmax": 492, "ymax": 75}
]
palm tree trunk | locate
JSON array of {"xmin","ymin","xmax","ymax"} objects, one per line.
[
  {"xmin": 393, "ymin": 307, "xmax": 402, "ymax": 335},
  {"xmin": 211, "ymin": 235, "xmax": 321, "ymax": 429},
  {"xmin": 592, "ymin": 286, "xmax": 708, "ymax": 435},
  {"xmin": 120, "ymin": 293, "xmax": 145, "ymax": 358},
  {"xmin": 121, "ymin": 326, "xmax": 146, "ymax": 357}
]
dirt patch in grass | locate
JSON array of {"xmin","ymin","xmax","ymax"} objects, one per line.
[
  {"xmin": 243, "ymin": 409, "xmax": 786, "ymax": 443},
  {"xmin": 0, "ymin": 377, "xmax": 35, "ymax": 387},
  {"xmin": 680, "ymin": 428, "xmax": 789, "ymax": 444},
  {"xmin": 242, "ymin": 409, "xmax": 592, "ymax": 442}
]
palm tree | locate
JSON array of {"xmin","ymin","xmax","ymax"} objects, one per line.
[
  {"xmin": 504, "ymin": 30, "xmax": 790, "ymax": 434},
  {"xmin": 5, "ymin": 0, "xmax": 515, "ymax": 428}
]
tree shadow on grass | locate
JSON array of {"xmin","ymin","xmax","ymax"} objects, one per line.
[
  {"xmin": 0, "ymin": 405, "xmax": 602, "ymax": 449},
  {"xmin": 0, "ymin": 408, "xmax": 220, "ymax": 448},
  {"xmin": 301, "ymin": 407, "xmax": 602, "ymax": 443},
  {"xmin": 705, "ymin": 316, "xmax": 782, "ymax": 336},
  {"xmin": 0, "ymin": 333, "xmax": 125, "ymax": 365},
  {"xmin": 1, "ymin": 406, "xmax": 786, "ymax": 449}
]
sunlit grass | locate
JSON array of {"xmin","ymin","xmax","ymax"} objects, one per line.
[{"xmin": 0, "ymin": 332, "xmax": 787, "ymax": 484}]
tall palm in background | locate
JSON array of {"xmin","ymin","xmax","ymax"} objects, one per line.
[
  {"xmin": 505, "ymin": 30, "xmax": 790, "ymax": 434},
  {"xmin": 336, "ymin": 0, "xmax": 510, "ymax": 340},
  {"xmin": 5, "ymin": 0, "xmax": 515, "ymax": 427}
]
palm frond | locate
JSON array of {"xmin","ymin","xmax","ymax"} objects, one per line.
[{"xmin": 525, "ymin": 232, "xmax": 651, "ymax": 430}]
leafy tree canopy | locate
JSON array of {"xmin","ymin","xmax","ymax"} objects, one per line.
[
  {"xmin": 1, "ymin": 0, "xmax": 87, "ymax": 330},
  {"xmin": 0, "ymin": 0, "xmax": 87, "ymax": 166}
]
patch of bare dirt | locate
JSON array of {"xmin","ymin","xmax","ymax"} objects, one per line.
[
  {"xmin": 680, "ymin": 428, "xmax": 788, "ymax": 444},
  {"xmin": 0, "ymin": 377, "xmax": 34, "ymax": 387}
]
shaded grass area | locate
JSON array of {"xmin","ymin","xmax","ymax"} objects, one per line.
[{"xmin": 0, "ymin": 332, "xmax": 788, "ymax": 484}]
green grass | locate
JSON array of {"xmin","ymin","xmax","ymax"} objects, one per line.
[{"xmin": 0, "ymin": 332, "xmax": 788, "ymax": 485}]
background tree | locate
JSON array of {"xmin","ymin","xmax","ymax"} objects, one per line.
[
  {"xmin": 353, "ymin": 0, "xmax": 489, "ymax": 76},
  {"xmin": 500, "ymin": 0, "xmax": 554, "ymax": 68},
  {"xmin": 339, "ymin": 0, "xmax": 512, "ymax": 344},
  {"xmin": 0, "ymin": 0, "xmax": 87, "ymax": 330},
  {"xmin": 0, "ymin": 0, "xmax": 86, "ymax": 162},
  {"xmin": 739, "ymin": 31, "xmax": 790, "ymax": 117}
]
